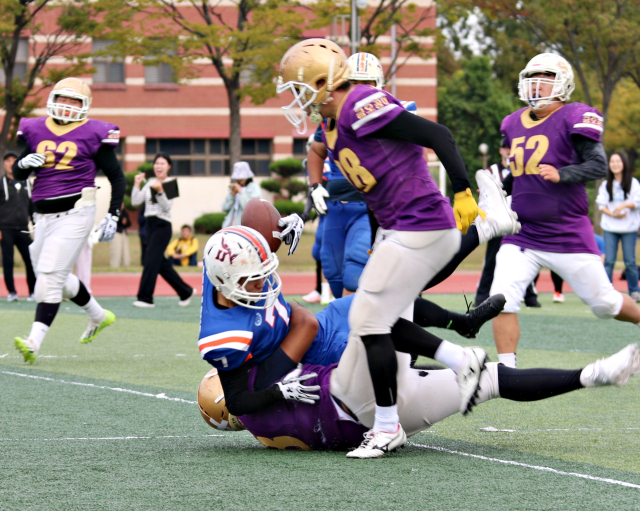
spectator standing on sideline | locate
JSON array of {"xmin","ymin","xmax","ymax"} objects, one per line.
[
  {"xmin": 109, "ymin": 203, "xmax": 131, "ymax": 267},
  {"xmin": 0, "ymin": 151, "xmax": 36, "ymax": 301},
  {"xmin": 168, "ymin": 224, "xmax": 199, "ymax": 266},
  {"xmin": 596, "ymin": 151, "xmax": 640, "ymax": 301},
  {"xmin": 221, "ymin": 162, "xmax": 261, "ymax": 228},
  {"xmin": 475, "ymin": 139, "xmax": 540, "ymax": 307},
  {"xmin": 138, "ymin": 203, "xmax": 148, "ymax": 265},
  {"xmin": 131, "ymin": 153, "xmax": 195, "ymax": 308}
]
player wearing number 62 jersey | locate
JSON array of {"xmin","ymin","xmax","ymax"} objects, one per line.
[
  {"xmin": 491, "ymin": 53, "xmax": 640, "ymax": 368},
  {"xmin": 11, "ymin": 77, "xmax": 126, "ymax": 364}
]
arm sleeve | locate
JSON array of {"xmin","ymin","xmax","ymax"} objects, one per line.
[
  {"xmin": 166, "ymin": 239, "xmax": 178, "ymax": 256},
  {"xmin": 218, "ymin": 364, "xmax": 284, "ymax": 416},
  {"xmin": 184, "ymin": 238, "xmax": 198, "ymax": 257},
  {"xmin": 237, "ymin": 182, "xmax": 262, "ymax": 209},
  {"xmin": 221, "ymin": 192, "xmax": 234, "ymax": 213},
  {"xmin": 12, "ymin": 147, "xmax": 33, "ymax": 181},
  {"xmin": 155, "ymin": 191, "xmax": 172, "ymax": 213},
  {"xmin": 95, "ymin": 145, "xmax": 126, "ymax": 216},
  {"xmin": 557, "ymin": 135, "xmax": 607, "ymax": 183},
  {"xmin": 370, "ymin": 110, "xmax": 471, "ymax": 193},
  {"xmin": 630, "ymin": 179, "xmax": 640, "ymax": 209},
  {"xmin": 131, "ymin": 185, "xmax": 145, "ymax": 207},
  {"xmin": 502, "ymin": 172, "xmax": 514, "ymax": 196},
  {"xmin": 595, "ymin": 181, "xmax": 610, "ymax": 210}
]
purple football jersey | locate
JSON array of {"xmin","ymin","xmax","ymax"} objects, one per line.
[
  {"xmin": 321, "ymin": 85, "xmax": 455, "ymax": 232},
  {"xmin": 238, "ymin": 363, "xmax": 367, "ymax": 451},
  {"xmin": 501, "ymin": 103, "xmax": 602, "ymax": 255},
  {"xmin": 17, "ymin": 117, "xmax": 120, "ymax": 202}
]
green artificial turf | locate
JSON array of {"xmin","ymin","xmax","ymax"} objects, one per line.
[{"xmin": 1, "ymin": 294, "xmax": 639, "ymax": 510}]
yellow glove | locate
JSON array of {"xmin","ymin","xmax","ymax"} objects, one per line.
[{"xmin": 453, "ymin": 188, "xmax": 485, "ymax": 235}]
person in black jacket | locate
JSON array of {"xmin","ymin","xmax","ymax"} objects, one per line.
[{"xmin": 0, "ymin": 151, "xmax": 36, "ymax": 301}]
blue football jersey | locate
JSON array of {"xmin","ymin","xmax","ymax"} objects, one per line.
[{"xmin": 198, "ymin": 267, "xmax": 291, "ymax": 371}]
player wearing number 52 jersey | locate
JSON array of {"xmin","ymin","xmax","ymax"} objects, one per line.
[
  {"xmin": 491, "ymin": 53, "xmax": 640, "ymax": 368},
  {"xmin": 12, "ymin": 77, "xmax": 126, "ymax": 364}
]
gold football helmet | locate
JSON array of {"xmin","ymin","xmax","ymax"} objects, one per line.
[
  {"xmin": 277, "ymin": 38, "xmax": 349, "ymax": 133},
  {"xmin": 46, "ymin": 77, "xmax": 92, "ymax": 123},
  {"xmin": 197, "ymin": 368, "xmax": 245, "ymax": 431}
]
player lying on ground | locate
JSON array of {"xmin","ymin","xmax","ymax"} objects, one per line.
[
  {"xmin": 198, "ymin": 226, "xmax": 505, "ymax": 423},
  {"xmin": 276, "ymin": 39, "xmax": 520, "ymax": 458},
  {"xmin": 12, "ymin": 78, "xmax": 125, "ymax": 363},
  {"xmin": 490, "ymin": 53, "xmax": 640, "ymax": 368},
  {"xmin": 199, "ymin": 335, "xmax": 640, "ymax": 453}
]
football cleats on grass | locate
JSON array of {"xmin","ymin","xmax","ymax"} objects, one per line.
[
  {"xmin": 14, "ymin": 337, "xmax": 37, "ymax": 364},
  {"xmin": 198, "ymin": 369, "xmax": 246, "ymax": 431},
  {"xmin": 458, "ymin": 347, "xmax": 489, "ymax": 415},
  {"xmin": 346, "ymin": 425, "xmax": 407, "ymax": 459},
  {"xmin": 203, "ymin": 226, "xmax": 281, "ymax": 310},
  {"xmin": 80, "ymin": 310, "xmax": 115, "ymax": 344},
  {"xmin": 456, "ymin": 294, "xmax": 506, "ymax": 339},
  {"xmin": 580, "ymin": 343, "xmax": 639, "ymax": 387}
]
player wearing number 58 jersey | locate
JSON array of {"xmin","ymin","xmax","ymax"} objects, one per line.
[
  {"xmin": 11, "ymin": 77, "xmax": 126, "ymax": 364},
  {"xmin": 491, "ymin": 53, "xmax": 640, "ymax": 368}
]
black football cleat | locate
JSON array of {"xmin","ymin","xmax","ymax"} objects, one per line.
[
  {"xmin": 455, "ymin": 294, "xmax": 506, "ymax": 339},
  {"xmin": 525, "ymin": 296, "xmax": 542, "ymax": 308}
]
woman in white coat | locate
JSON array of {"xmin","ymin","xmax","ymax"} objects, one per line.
[{"xmin": 596, "ymin": 152, "xmax": 640, "ymax": 301}]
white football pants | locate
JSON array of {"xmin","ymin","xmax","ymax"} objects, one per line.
[
  {"xmin": 30, "ymin": 205, "xmax": 95, "ymax": 303},
  {"xmin": 330, "ymin": 336, "xmax": 500, "ymax": 435}
]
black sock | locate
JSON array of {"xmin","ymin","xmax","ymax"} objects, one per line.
[
  {"xmin": 390, "ymin": 318, "xmax": 443, "ymax": 358},
  {"xmin": 70, "ymin": 281, "xmax": 91, "ymax": 307},
  {"xmin": 412, "ymin": 298, "xmax": 468, "ymax": 332},
  {"xmin": 315, "ymin": 260, "xmax": 322, "ymax": 294},
  {"xmin": 35, "ymin": 302, "xmax": 60, "ymax": 327},
  {"xmin": 498, "ymin": 365, "xmax": 583, "ymax": 401},
  {"xmin": 362, "ymin": 334, "xmax": 397, "ymax": 407}
]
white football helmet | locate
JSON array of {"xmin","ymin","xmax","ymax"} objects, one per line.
[
  {"xmin": 203, "ymin": 226, "xmax": 282, "ymax": 310},
  {"xmin": 518, "ymin": 53, "xmax": 575, "ymax": 110},
  {"xmin": 46, "ymin": 77, "xmax": 92, "ymax": 123},
  {"xmin": 346, "ymin": 52, "xmax": 384, "ymax": 89}
]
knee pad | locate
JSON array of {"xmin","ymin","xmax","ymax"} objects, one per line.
[
  {"xmin": 35, "ymin": 273, "xmax": 64, "ymax": 303},
  {"xmin": 62, "ymin": 273, "xmax": 80, "ymax": 300},
  {"xmin": 474, "ymin": 362, "xmax": 501, "ymax": 405},
  {"xmin": 591, "ymin": 289, "xmax": 623, "ymax": 319}
]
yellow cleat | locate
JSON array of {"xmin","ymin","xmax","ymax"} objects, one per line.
[
  {"xmin": 14, "ymin": 337, "xmax": 37, "ymax": 364},
  {"xmin": 80, "ymin": 310, "xmax": 115, "ymax": 344}
]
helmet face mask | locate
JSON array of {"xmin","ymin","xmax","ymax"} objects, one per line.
[
  {"xmin": 518, "ymin": 53, "xmax": 575, "ymax": 110},
  {"xmin": 346, "ymin": 52, "xmax": 384, "ymax": 89},
  {"xmin": 204, "ymin": 226, "xmax": 282, "ymax": 310},
  {"xmin": 277, "ymin": 39, "xmax": 349, "ymax": 133},
  {"xmin": 46, "ymin": 77, "xmax": 92, "ymax": 123}
]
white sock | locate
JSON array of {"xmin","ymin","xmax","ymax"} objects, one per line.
[
  {"xmin": 83, "ymin": 297, "xmax": 105, "ymax": 323},
  {"xmin": 498, "ymin": 353, "xmax": 517, "ymax": 368},
  {"xmin": 434, "ymin": 340, "xmax": 466, "ymax": 373},
  {"xmin": 28, "ymin": 322, "xmax": 49, "ymax": 351},
  {"xmin": 373, "ymin": 404, "xmax": 399, "ymax": 433},
  {"xmin": 321, "ymin": 282, "xmax": 331, "ymax": 303}
]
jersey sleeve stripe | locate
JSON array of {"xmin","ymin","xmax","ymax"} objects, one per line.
[
  {"xmin": 351, "ymin": 104, "xmax": 398, "ymax": 131},
  {"xmin": 573, "ymin": 123, "xmax": 604, "ymax": 133},
  {"xmin": 101, "ymin": 139, "xmax": 119, "ymax": 144},
  {"xmin": 582, "ymin": 112, "xmax": 604, "ymax": 122},
  {"xmin": 353, "ymin": 92, "xmax": 386, "ymax": 111},
  {"xmin": 199, "ymin": 338, "xmax": 252, "ymax": 358},
  {"xmin": 198, "ymin": 330, "xmax": 252, "ymax": 347}
]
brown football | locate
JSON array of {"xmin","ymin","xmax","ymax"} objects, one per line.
[{"xmin": 241, "ymin": 198, "xmax": 282, "ymax": 253}]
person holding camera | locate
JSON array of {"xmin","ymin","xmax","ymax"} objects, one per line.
[
  {"xmin": 131, "ymin": 153, "xmax": 195, "ymax": 308},
  {"xmin": 221, "ymin": 162, "xmax": 262, "ymax": 228},
  {"xmin": 0, "ymin": 151, "xmax": 36, "ymax": 301}
]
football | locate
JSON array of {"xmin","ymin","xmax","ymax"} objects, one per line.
[{"xmin": 241, "ymin": 198, "xmax": 282, "ymax": 253}]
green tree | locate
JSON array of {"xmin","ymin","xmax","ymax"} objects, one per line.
[
  {"xmin": 140, "ymin": 0, "xmax": 304, "ymax": 167},
  {"xmin": 437, "ymin": 55, "xmax": 519, "ymax": 189},
  {"xmin": 0, "ymin": 0, "xmax": 136, "ymax": 155}
]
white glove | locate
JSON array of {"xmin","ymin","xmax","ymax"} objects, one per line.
[
  {"xmin": 96, "ymin": 213, "xmax": 119, "ymax": 242},
  {"xmin": 276, "ymin": 214, "xmax": 304, "ymax": 256},
  {"xmin": 309, "ymin": 183, "xmax": 329, "ymax": 215},
  {"xmin": 276, "ymin": 364, "xmax": 321, "ymax": 405},
  {"xmin": 18, "ymin": 153, "xmax": 46, "ymax": 170}
]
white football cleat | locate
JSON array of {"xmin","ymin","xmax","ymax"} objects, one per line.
[
  {"xmin": 346, "ymin": 425, "xmax": 407, "ymax": 459},
  {"xmin": 474, "ymin": 170, "xmax": 520, "ymax": 244},
  {"xmin": 302, "ymin": 290, "xmax": 321, "ymax": 303},
  {"xmin": 179, "ymin": 288, "xmax": 197, "ymax": 307},
  {"xmin": 7, "ymin": 292, "xmax": 19, "ymax": 302},
  {"xmin": 580, "ymin": 343, "xmax": 639, "ymax": 387},
  {"xmin": 133, "ymin": 301, "xmax": 155, "ymax": 308},
  {"xmin": 458, "ymin": 347, "xmax": 488, "ymax": 415}
]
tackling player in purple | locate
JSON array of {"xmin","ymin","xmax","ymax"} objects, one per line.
[
  {"xmin": 12, "ymin": 77, "xmax": 125, "ymax": 363},
  {"xmin": 276, "ymin": 38, "xmax": 494, "ymax": 458},
  {"xmin": 490, "ymin": 53, "xmax": 640, "ymax": 368}
]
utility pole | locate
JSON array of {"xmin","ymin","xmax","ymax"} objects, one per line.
[{"xmin": 350, "ymin": 0, "xmax": 359, "ymax": 55}]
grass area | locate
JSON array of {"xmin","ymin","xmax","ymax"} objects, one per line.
[{"xmin": 1, "ymin": 293, "xmax": 639, "ymax": 510}]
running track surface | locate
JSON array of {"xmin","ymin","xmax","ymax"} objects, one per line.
[{"xmin": 5, "ymin": 270, "xmax": 633, "ymax": 297}]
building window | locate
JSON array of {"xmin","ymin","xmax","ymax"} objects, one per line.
[
  {"xmin": 145, "ymin": 139, "xmax": 272, "ymax": 176},
  {"xmin": 293, "ymin": 138, "xmax": 309, "ymax": 160},
  {"xmin": 144, "ymin": 60, "xmax": 175, "ymax": 84},
  {"xmin": 0, "ymin": 38, "xmax": 28, "ymax": 83},
  {"xmin": 92, "ymin": 40, "xmax": 124, "ymax": 83}
]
